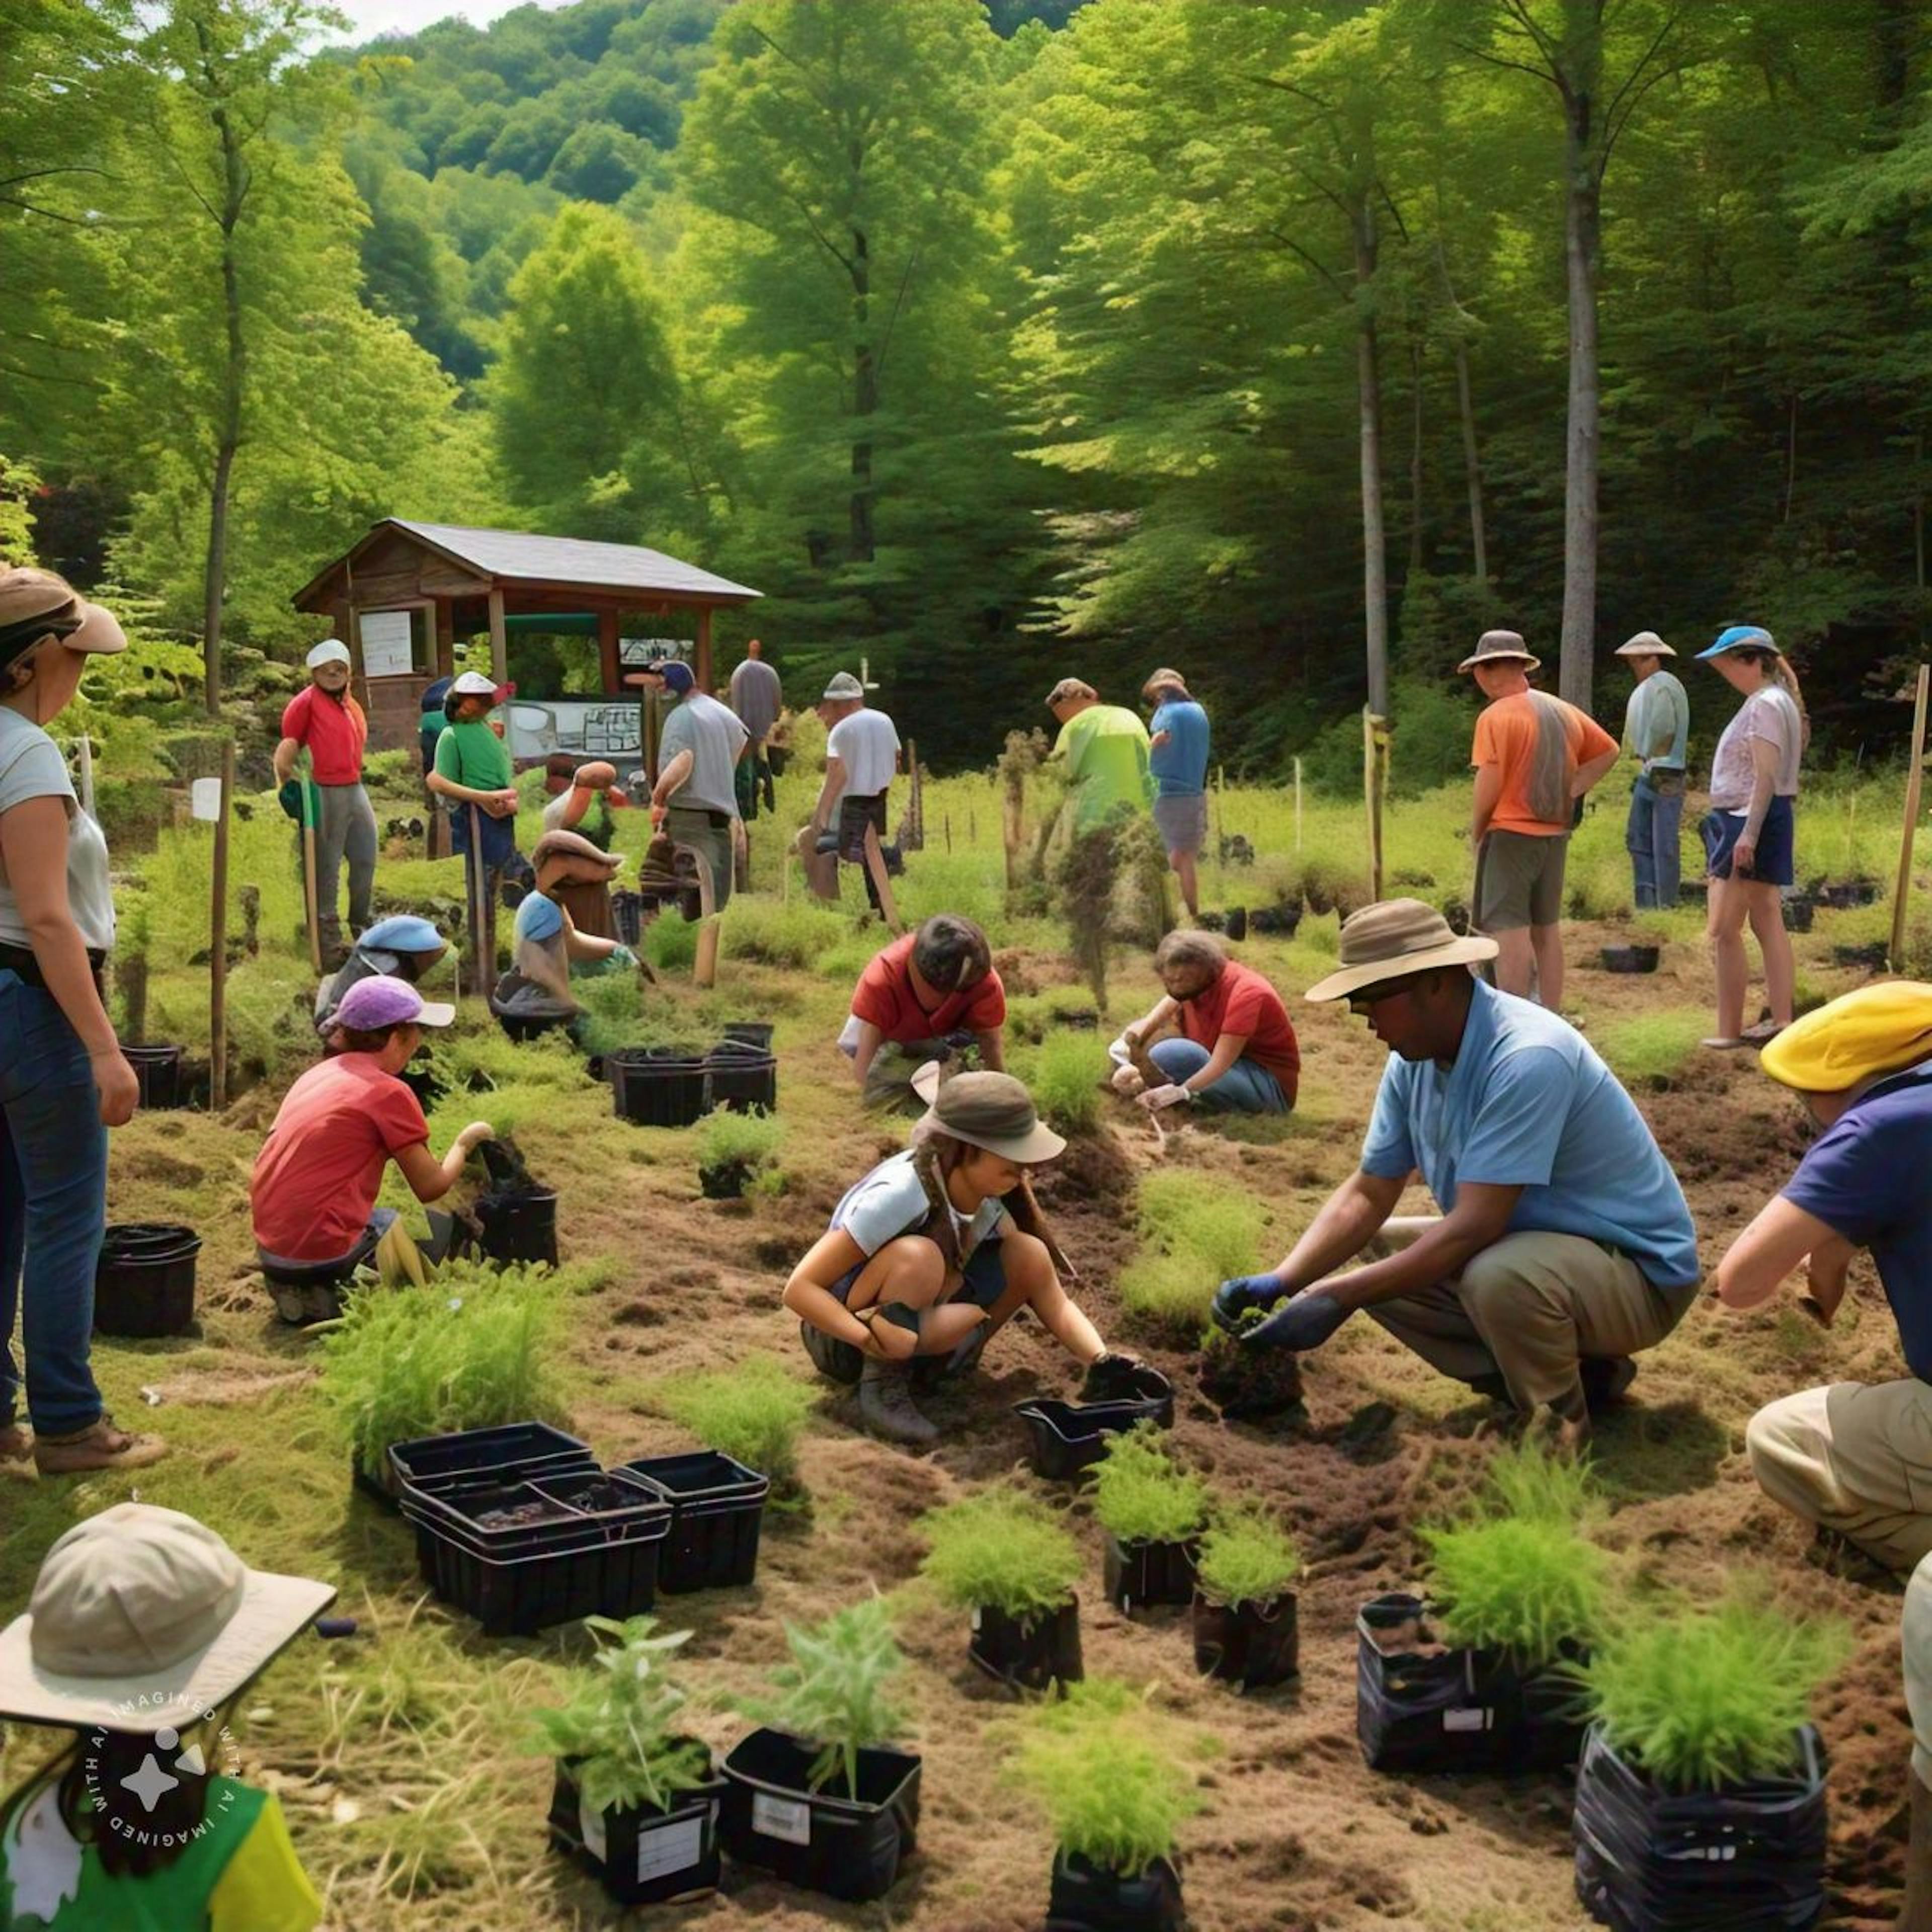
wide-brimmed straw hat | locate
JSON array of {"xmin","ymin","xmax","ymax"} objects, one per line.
[
  {"xmin": 1142, "ymin": 667, "xmax": 1189, "ymax": 699},
  {"xmin": 1457, "ymin": 629, "xmax": 1541, "ymax": 675},
  {"xmin": 1760, "ymin": 981, "xmax": 1932, "ymax": 1094},
  {"xmin": 1305, "ymin": 899, "xmax": 1499, "ymax": 1002},
  {"xmin": 1044, "ymin": 677, "xmax": 1097, "ymax": 708},
  {"xmin": 531, "ymin": 828, "xmax": 622, "ymax": 874},
  {"xmin": 1614, "ymin": 630, "xmax": 1675, "ymax": 659},
  {"xmin": 0, "ymin": 1504, "xmax": 334, "ymax": 1733},
  {"xmin": 910, "ymin": 1064, "xmax": 1067, "ymax": 1164}
]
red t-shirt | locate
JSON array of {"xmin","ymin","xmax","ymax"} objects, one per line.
[
  {"xmin": 251, "ymin": 1055, "xmax": 428, "ymax": 1260},
  {"xmin": 851, "ymin": 934, "xmax": 1006, "ymax": 1043},
  {"xmin": 1180, "ymin": 961, "xmax": 1300, "ymax": 1099},
  {"xmin": 280, "ymin": 685, "xmax": 368, "ymax": 786}
]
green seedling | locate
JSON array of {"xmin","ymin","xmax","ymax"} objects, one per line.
[
  {"xmin": 1090, "ymin": 1423, "xmax": 1207, "ymax": 1547},
  {"xmin": 1012, "ymin": 1028, "xmax": 1103, "ymax": 1137},
  {"xmin": 918, "ymin": 1488, "xmax": 1083, "ymax": 1623},
  {"xmin": 656, "ymin": 1353, "xmax": 817, "ymax": 1491},
  {"xmin": 694, "ymin": 1106, "xmax": 784, "ymax": 1175},
  {"xmin": 742, "ymin": 1596, "xmax": 911, "ymax": 1796},
  {"xmin": 1194, "ymin": 1506, "xmax": 1301, "ymax": 1611},
  {"xmin": 1120, "ymin": 1172, "xmax": 1265, "ymax": 1334}
]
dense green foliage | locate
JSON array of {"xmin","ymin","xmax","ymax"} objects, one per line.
[
  {"xmin": 1194, "ymin": 1506, "xmax": 1302, "ymax": 1611},
  {"xmin": 1089, "ymin": 1422, "xmax": 1208, "ymax": 1547},
  {"xmin": 918, "ymin": 1486, "xmax": 1084, "ymax": 1620},
  {"xmin": 742, "ymin": 1596, "xmax": 911, "ymax": 1796},
  {"xmin": 1119, "ymin": 1169, "xmax": 1268, "ymax": 1335}
]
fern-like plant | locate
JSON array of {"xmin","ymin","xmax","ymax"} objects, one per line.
[
  {"xmin": 919, "ymin": 1488, "xmax": 1083, "ymax": 1623},
  {"xmin": 1581, "ymin": 1593, "xmax": 1847, "ymax": 1793},
  {"xmin": 1194, "ymin": 1506, "xmax": 1300, "ymax": 1610},
  {"xmin": 744, "ymin": 1597, "xmax": 911, "ymax": 1796},
  {"xmin": 657, "ymin": 1353, "xmax": 817, "ymax": 1490},
  {"xmin": 529, "ymin": 1616, "xmax": 711, "ymax": 1816},
  {"xmin": 1090, "ymin": 1423, "xmax": 1207, "ymax": 1547}
]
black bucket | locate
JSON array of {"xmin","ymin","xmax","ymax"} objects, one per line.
[
  {"xmin": 124, "ymin": 1043, "xmax": 183, "ymax": 1109},
  {"xmin": 493, "ymin": 1005, "xmax": 571, "ymax": 1044},
  {"xmin": 1193, "ymin": 1591, "xmax": 1299, "ymax": 1691},
  {"xmin": 722, "ymin": 1021, "xmax": 775, "ymax": 1050},
  {"xmin": 475, "ymin": 1188, "xmax": 558, "ymax": 1268},
  {"xmin": 1599, "ymin": 945, "xmax": 1659, "ymax": 974},
  {"xmin": 705, "ymin": 1040, "xmax": 776, "ymax": 1112},
  {"xmin": 94, "ymin": 1222, "xmax": 201, "ymax": 1337},
  {"xmin": 610, "ymin": 890, "xmax": 645, "ymax": 947},
  {"xmin": 969, "ymin": 1597, "xmax": 1083, "ymax": 1693},
  {"xmin": 1047, "ymin": 1850, "xmax": 1185, "ymax": 1932},
  {"xmin": 610, "ymin": 1048, "xmax": 709, "ymax": 1128},
  {"xmin": 1103, "ymin": 1532, "xmax": 1199, "ymax": 1614}
]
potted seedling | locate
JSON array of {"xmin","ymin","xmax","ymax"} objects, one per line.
[
  {"xmin": 1009, "ymin": 1679, "xmax": 1203, "ymax": 1932},
  {"xmin": 1197, "ymin": 1306, "xmax": 1307, "ymax": 1424},
  {"xmin": 1091, "ymin": 1423, "xmax": 1208, "ymax": 1614},
  {"xmin": 533, "ymin": 1615, "xmax": 725, "ymax": 1906},
  {"xmin": 1573, "ymin": 1593, "xmax": 1845, "ymax": 1930},
  {"xmin": 1359, "ymin": 1445, "xmax": 1607, "ymax": 1773},
  {"xmin": 919, "ymin": 1487, "xmax": 1084, "ymax": 1693},
  {"xmin": 720, "ymin": 1596, "xmax": 921, "ymax": 1901},
  {"xmin": 694, "ymin": 1106, "xmax": 784, "ymax": 1200},
  {"xmin": 1192, "ymin": 1505, "xmax": 1301, "ymax": 1692}
]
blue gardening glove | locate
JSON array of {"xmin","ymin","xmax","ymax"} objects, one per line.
[
  {"xmin": 1211, "ymin": 1274, "xmax": 1286, "ymax": 1336},
  {"xmin": 609, "ymin": 943, "xmax": 638, "ymax": 969},
  {"xmin": 1244, "ymin": 1291, "xmax": 1350, "ymax": 1353},
  {"xmin": 278, "ymin": 779, "xmax": 304, "ymax": 823}
]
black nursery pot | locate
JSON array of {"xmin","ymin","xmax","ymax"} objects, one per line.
[
  {"xmin": 704, "ymin": 1040, "xmax": 777, "ymax": 1112},
  {"xmin": 722, "ymin": 1021, "xmax": 775, "ymax": 1050},
  {"xmin": 474, "ymin": 1187, "xmax": 558, "ymax": 1269},
  {"xmin": 1783, "ymin": 894, "xmax": 1815, "ymax": 931},
  {"xmin": 123, "ymin": 1043, "xmax": 184, "ymax": 1109},
  {"xmin": 718, "ymin": 1727, "xmax": 921, "ymax": 1902},
  {"xmin": 1356, "ymin": 1593, "xmax": 1585, "ymax": 1774},
  {"xmin": 1599, "ymin": 944, "xmax": 1659, "ymax": 974},
  {"xmin": 1102, "ymin": 1532, "xmax": 1198, "ymax": 1614},
  {"xmin": 547, "ymin": 1754, "xmax": 726, "ymax": 1907},
  {"xmin": 1014, "ymin": 1396, "xmax": 1174, "ymax": 1480},
  {"xmin": 609, "ymin": 1047, "xmax": 709, "ymax": 1128},
  {"xmin": 698, "ymin": 1158, "xmax": 754, "ymax": 1200},
  {"xmin": 617, "ymin": 1450, "xmax": 769, "ymax": 1593},
  {"xmin": 1046, "ymin": 1849, "xmax": 1185, "ymax": 1932},
  {"xmin": 1193, "ymin": 1590, "xmax": 1299, "ymax": 1691},
  {"xmin": 1573, "ymin": 1722, "xmax": 1828, "ymax": 1932},
  {"xmin": 94, "ymin": 1223, "xmax": 201, "ymax": 1338},
  {"xmin": 969, "ymin": 1596, "xmax": 1083, "ymax": 1693}
]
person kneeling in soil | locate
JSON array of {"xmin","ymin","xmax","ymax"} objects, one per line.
[
  {"xmin": 492, "ymin": 830, "xmax": 637, "ymax": 1029},
  {"xmin": 1211, "ymin": 900, "xmax": 1700, "ymax": 1452},
  {"xmin": 313, "ymin": 913, "xmax": 447, "ymax": 1034},
  {"xmin": 839, "ymin": 913, "xmax": 1007, "ymax": 1107},
  {"xmin": 0, "ymin": 1502, "xmax": 333, "ymax": 1931},
  {"xmin": 1108, "ymin": 929, "xmax": 1299, "ymax": 1116},
  {"xmin": 253, "ymin": 976, "xmax": 493, "ymax": 1315},
  {"xmin": 783, "ymin": 1067, "xmax": 1156, "ymax": 1445}
]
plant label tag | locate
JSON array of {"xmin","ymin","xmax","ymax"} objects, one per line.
[
  {"xmin": 190, "ymin": 777, "xmax": 223, "ymax": 822},
  {"xmin": 970, "ymin": 1607, "xmax": 983, "ymax": 1632},
  {"xmin": 1443, "ymin": 1707, "xmax": 1492, "ymax": 1733},
  {"xmin": 752, "ymin": 1792, "xmax": 812, "ymax": 1846},
  {"xmin": 636, "ymin": 1813, "xmax": 704, "ymax": 1882},
  {"xmin": 578, "ymin": 1793, "xmax": 607, "ymax": 1864}
]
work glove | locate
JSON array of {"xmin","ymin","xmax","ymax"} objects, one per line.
[
  {"xmin": 1082, "ymin": 1351, "xmax": 1172, "ymax": 1405},
  {"xmin": 1211, "ymin": 1273, "xmax": 1286, "ymax": 1336},
  {"xmin": 1138, "ymin": 1083, "xmax": 1190, "ymax": 1112},
  {"xmin": 277, "ymin": 779, "xmax": 304, "ymax": 823},
  {"xmin": 609, "ymin": 943, "xmax": 639, "ymax": 970},
  {"xmin": 1106, "ymin": 1033, "xmax": 1136, "ymax": 1068},
  {"xmin": 1244, "ymin": 1291, "xmax": 1350, "ymax": 1353}
]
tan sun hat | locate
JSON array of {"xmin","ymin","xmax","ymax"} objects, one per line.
[
  {"xmin": 909, "ymin": 1064, "xmax": 1067, "ymax": 1164},
  {"xmin": 1044, "ymin": 677, "xmax": 1097, "ymax": 708},
  {"xmin": 0, "ymin": 1503, "xmax": 335, "ymax": 1732},
  {"xmin": 1614, "ymin": 630, "xmax": 1675, "ymax": 660},
  {"xmin": 0, "ymin": 569, "xmax": 127, "ymax": 675},
  {"xmin": 1456, "ymin": 628, "xmax": 1541, "ymax": 675},
  {"xmin": 1142, "ymin": 668, "xmax": 1189, "ymax": 699},
  {"xmin": 1305, "ymin": 898, "xmax": 1499, "ymax": 1003}
]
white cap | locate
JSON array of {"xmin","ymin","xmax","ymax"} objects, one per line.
[
  {"xmin": 449, "ymin": 670, "xmax": 499, "ymax": 697},
  {"xmin": 306, "ymin": 639, "xmax": 352, "ymax": 670}
]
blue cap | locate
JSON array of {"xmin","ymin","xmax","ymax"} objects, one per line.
[
  {"xmin": 359, "ymin": 915, "xmax": 443, "ymax": 954},
  {"xmin": 1698, "ymin": 624, "xmax": 1779, "ymax": 661},
  {"xmin": 514, "ymin": 893, "xmax": 565, "ymax": 943},
  {"xmin": 659, "ymin": 659, "xmax": 695, "ymax": 694}
]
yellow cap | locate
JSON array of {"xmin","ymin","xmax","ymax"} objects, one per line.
[{"xmin": 1759, "ymin": 980, "xmax": 1932, "ymax": 1092}]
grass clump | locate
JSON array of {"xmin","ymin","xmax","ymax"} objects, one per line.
[
  {"xmin": 726, "ymin": 899, "xmax": 853, "ymax": 970},
  {"xmin": 656, "ymin": 1352, "xmax": 817, "ymax": 1491},
  {"xmin": 1581, "ymin": 1592, "xmax": 1848, "ymax": 1792},
  {"xmin": 529, "ymin": 1616, "xmax": 711, "ymax": 1816},
  {"xmin": 1090, "ymin": 1423, "xmax": 1206, "ymax": 1547},
  {"xmin": 1194, "ymin": 1506, "xmax": 1301, "ymax": 1609},
  {"xmin": 1011, "ymin": 1027, "xmax": 1103, "ymax": 1137},
  {"xmin": 1593, "ymin": 1009, "xmax": 1709, "ymax": 1089},
  {"xmin": 317, "ymin": 1262, "xmax": 566, "ymax": 1479},
  {"xmin": 643, "ymin": 914, "xmax": 699, "ymax": 973},
  {"xmin": 742, "ymin": 1597, "xmax": 910, "ymax": 1795},
  {"xmin": 918, "ymin": 1488, "xmax": 1083, "ymax": 1623},
  {"xmin": 1118, "ymin": 1170, "xmax": 1267, "ymax": 1336},
  {"xmin": 695, "ymin": 1106, "xmax": 784, "ymax": 1174},
  {"xmin": 1008, "ymin": 1679, "xmax": 1204, "ymax": 1877}
]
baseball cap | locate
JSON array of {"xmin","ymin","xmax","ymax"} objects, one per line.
[
  {"xmin": 0, "ymin": 569, "xmax": 125, "ymax": 675},
  {"xmin": 306, "ymin": 639, "xmax": 351, "ymax": 670},
  {"xmin": 514, "ymin": 894, "xmax": 565, "ymax": 942},
  {"xmin": 1759, "ymin": 981, "xmax": 1932, "ymax": 1094},
  {"xmin": 1044, "ymin": 677, "xmax": 1097, "ymax": 708},
  {"xmin": 1698, "ymin": 624, "xmax": 1780, "ymax": 661},
  {"xmin": 822, "ymin": 671, "xmax": 864, "ymax": 701},
  {"xmin": 658, "ymin": 659, "xmax": 695, "ymax": 694},
  {"xmin": 358, "ymin": 915, "xmax": 443, "ymax": 956},
  {"xmin": 334, "ymin": 974, "xmax": 454, "ymax": 1031}
]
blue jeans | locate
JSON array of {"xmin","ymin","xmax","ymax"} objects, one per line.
[
  {"xmin": 1148, "ymin": 1038, "xmax": 1290, "ymax": 1114},
  {"xmin": 0, "ymin": 973, "xmax": 109, "ymax": 1433},
  {"xmin": 1627, "ymin": 771, "xmax": 1685, "ymax": 910}
]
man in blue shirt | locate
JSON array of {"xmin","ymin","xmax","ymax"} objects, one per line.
[
  {"xmin": 1144, "ymin": 668, "xmax": 1210, "ymax": 919},
  {"xmin": 1211, "ymin": 899, "xmax": 1700, "ymax": 1451},
  {"xmin": 1616, "ymin": 631, "xmax": 1689, "ymax": 910}
]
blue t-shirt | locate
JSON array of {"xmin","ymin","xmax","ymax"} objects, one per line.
[
  {"xmin": 1782, "ymin": 1063, "xmax": 1932, "ymax": 1383},
  {"xmin": 1359, "ymin": 979, "xmax": 1700, "ymax": 1289},
  {"xmin": 1149, "ymin": 699, "xmax": 1210, "ymax": 797}
]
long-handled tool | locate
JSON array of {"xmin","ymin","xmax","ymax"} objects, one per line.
[
  {"xmin": 299, "ymin": 775, "xmax": 322, "ymax": 974},
  {"xmin": 464, "ymin": 803, "xmax": 489, "ymax": 999}
]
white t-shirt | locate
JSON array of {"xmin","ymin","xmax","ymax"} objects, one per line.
[
  {"xmin": 831, "ymin": 1149, "xmax": 1006, "ymax": 1263},
  {"xmin": 827, "ymin": 707, "xmax": 900, "ymax": 799},
  {"xmin": 1709, "ymin": 685, "xmax": 1802, "ymax": 810},
  {"xmin": 0, "ymin": 708, "xmax": 115, "ymax": 952}
]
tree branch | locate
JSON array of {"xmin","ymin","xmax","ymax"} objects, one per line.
[
  {"xmin": 746, "ymin": 23, "xmax": 840, "ymax": 121},
  {"xmin": 1255, "ymin": 226, "xmax": 1351, "ymax": 301}
]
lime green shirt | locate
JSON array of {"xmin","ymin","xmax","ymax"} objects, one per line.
[
  {"xmin": 433, "ymin": 718, "xmax": 513, "ymax": 792},
  {"xmin": 1053, "ymin": 704, "xmax": 1155, "ymax": 833}
]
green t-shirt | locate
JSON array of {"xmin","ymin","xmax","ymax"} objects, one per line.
[
  {"xmin": 1054, "ymin": 704, "xmax": 1155, "ymax": 833},
  {"xmin": 433, "ymin": 718, "xmax": 513, "ymax": 793}
]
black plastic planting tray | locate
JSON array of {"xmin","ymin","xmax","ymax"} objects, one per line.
[{"xmin": 618, "ymin": 1451, "xmax": 770, "ymax": 1593}]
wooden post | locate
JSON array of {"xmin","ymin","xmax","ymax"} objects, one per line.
[
  {"xmin": 1363, "ymin": 708, "xmax": 1388, "ymax": 903},
  {"xmin": 209, "ymin": 739, "xmax": 233, "ymax": 1109},
  {"xmin": 862, "ymin": 823, "xmax": 905, "ymax": 933},
  {"xmin": 597, "ymin": 607, "xmax": 621, "ymax": 696},
  {"xmin": 905, "ymin": 738, "xmax": 923, "ymax": 851},
  {"xmin": 487, "ymin": 587, "xmax": 508, "ymax": 686},
  {"xmin": 1294, "ymin": 756, "xmax": 1303, "ymax": 852},
  {"xmin": 1213, "ymin": 763, "xmax": 1224, "ymax": 851},
  {"xmin": 944, "ymin": 812, "xmax": 951, "ymax": 854},
  {"xmin": 1890, "ymin": 663, "xmax": 1930, "ymax": 970},
  {"xmin": 75, "ymin": 734, "xmax": 95, "ymax": 817},
  {"xmin": 694, "ymin": 607, "xmax": 714, "ymax": 695}
]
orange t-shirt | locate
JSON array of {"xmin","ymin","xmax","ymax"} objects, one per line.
[
  {"xmin": 1180, "ymin": 962, "xmax": 1300, "ymax": 1101},
  {"xmin": 1471, "ymin": 691, "xmax": 1617, "ymax": 838}
]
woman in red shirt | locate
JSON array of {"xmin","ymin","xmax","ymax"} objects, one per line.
[
  {"xmin": 1110, "ymin": 930, "xmax": 1299, "ymax": 1115},
  {"xmin": 839, "ymin": 914, "xmax": 1006, "ymax": 1107}
]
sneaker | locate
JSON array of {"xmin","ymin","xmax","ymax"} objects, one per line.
[
  {"xmin": 1580, "ymin": 1356, "xmax": 1638, "ymax": 1413},
  {"xmin": 0, "ymin": 1424, "xmax": 33, "ymax": 1478},
  {"xmin": 34, "ymin": 1414, "xmax": 167, "ymax": 1476}
]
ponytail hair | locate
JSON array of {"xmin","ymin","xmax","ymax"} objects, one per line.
[{"xmin": 1772, "ymin": 655, "xmax": 1811, "ymax": 754}]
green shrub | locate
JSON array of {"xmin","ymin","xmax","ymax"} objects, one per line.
[
  {"xmin": 1118, "ymin": 1171, "xmax": 1266, "ymax": 1334},
  {"xmin": 742, "ymin": 1597, "xmax": 910, "ymax": 1795},
  {"xmin": 918, "ymin": 1488, "xmax": 1083, "ymax": 1621},
  {"xmin": 317, "ymin": 1263, "xmax": 567, "ymax": 1479},
  {"xmin": 695, "ymin": 1107, "xmax": 784, "ymax": 1173},
  {"xmin": 1090, "ymin": 1423, "xmax": 1206, "ymax": 1546},
  {"xmin": 570, "ymin": 969, "xmax": 658, "ymax": 1059},
  {"xmin": 440, "ymin": 1025, "xmax": 592, "ymax": 1095},
  {"xmin": 1594, "ymin": 1010, "xmax": 1708, "ymax": 1089},
  {"xmin": 529, "ymin": 1616, "xmax": 711, "ymax": 1815},
  {"xmin": 1008, "ymin": 1679, "xmax": 1203, "ymax": 1875},
  {"xmin": 726, "ymin": 899, "xmax": 852, "ymax": 970},
  {"xmin": 656, "ymin": 1353, "xmax": 817, "ymax": 1490},
  {"xmin": 1012, "ymin": 1027, "xmax": 1102, "ymax": 1137},
  {"xmin": 1581, "ymin": 1593, "xmax": 1848, "ymax": 1792},
  {"xmin": 1195, "ymin": 1506, "xmax": 1301, "ymax": 1609},
  {"xmin": 643, "ymin": 913, "xmax": 699, "ymax": 973}
]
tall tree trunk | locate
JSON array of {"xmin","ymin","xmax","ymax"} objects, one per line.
[
  {"xmin": 1558, "ymin": 93, "xmax": 1601, "ymax": 710},
  {"xmin": 1354, "ymin": 208, "xmax": 1389, "ymax": 719},
  {"xmin": 1407, "ymin": 333, "xmax": 1426, "ymax": 580},
  {"xmin": 200, "ymin": 45, "xmax": 247, "ymax": 716},
  {"xmin": 849, "ymin": 223, "xmax": 874, "ymax": 565},
  {"xmin": 1453, "ymin": 335, "xmax": 1488, "ymax": 583}
]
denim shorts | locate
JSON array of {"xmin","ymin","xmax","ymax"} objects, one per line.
[
  {"xmin": 1702, "ymin": 795, "xmax": 1794, "ymax": 888},
  {"xmin": 800, "ymin": 1238, "xmax": 1006, "ymax": 1383}
]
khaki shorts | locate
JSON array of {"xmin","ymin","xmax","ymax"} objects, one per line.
[
  {"xmin": 1152, "ymin": 793, "xmax": 1208, "ymax": 857},
  {"xmin": 1475, "ymin": 828, "xmax": 1569, "ymax": 931},
  {"xmin": 664, "ymin": 806, "xmax": 735, "ymax": 912}
]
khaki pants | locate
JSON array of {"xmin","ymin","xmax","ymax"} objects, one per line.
[
  {"xmin": 1746, "ymin": 1380, "xmax": 1932, "ymax": 1576},
  {"xmin": 1366, "ymin": 1230, "xmax": 1696, "ymax": 1421},
  {"xmin": 1907, "ymin": 1554, "xmax": 1932, "ymax": 1785}
]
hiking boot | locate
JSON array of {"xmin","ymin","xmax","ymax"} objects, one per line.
[
  {"xmin": 912, "ymin": 1323, "xmax": 989, "ymax": 1390},
  {"xmin": 800, "ymin": 1318, "xmax": 863, "ymax": 1387},
  {"xmin": 34, "ymin": 1414, "xmax": 167, "ymax": 1476},
  {"xmin": 858, "ymin": 1360, "xmax": 939, "ymax": 1447},
  {"xmin": 1, "ymin": 1424, "xmax": 33, "ymax": 1478},
  {"xmin": 1580, "ymin": 1356, "xmax": 1638, "ymax": 1413}
]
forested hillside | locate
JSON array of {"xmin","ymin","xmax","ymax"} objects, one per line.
[{"xmin": 6, "ymin": 0, "xmax": 1929, "ymax": 770}]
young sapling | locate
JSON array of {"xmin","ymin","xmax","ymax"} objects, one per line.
[
  {"xmin": 919, "ymin": 1488, "xmax": 1083, "ymax": 1624},
  {"xmin": 742, "ymin": 1596, "xmax": 912, "ymax": 1797},
  {"xmin": 1194, "ymin": 1506, "xmax": 1301, "ymax": 1611},
  {"xmin": 1090, "ymin": 1422, "xmax": 1208, "ymax": 1547}
]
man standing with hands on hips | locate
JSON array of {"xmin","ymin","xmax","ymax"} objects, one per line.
[
  {"xmin": 640, "ymin": 657, "xmax": 748, "ymax": 912},
  {"xmin": 1616, "ymin": 631, "xmax": 1689, "ymax": 911},
  {"xmin": 276, "ymin": 639, "xmax": 377, "ymax": 967}
]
